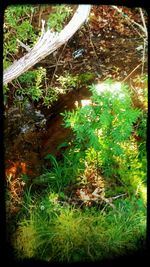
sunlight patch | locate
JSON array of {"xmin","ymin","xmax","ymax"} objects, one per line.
[
  {"xmin": 139, "ymin": 184, "xmax": 147, "ymax": 205},
  {"xmin": 81, "ymin": 99, "xmax": 92, "ymax": 107},
  {"xmin": 95, "ymin": 81, "xmax": 125, "ymax": 99}
]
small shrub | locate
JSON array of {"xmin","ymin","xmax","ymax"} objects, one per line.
[
  {"xmin": 4, "ymin": 5, "xmax": 37, "ymax": 68},
  {"xmin": 47, "ymin": 5, "xmax": 72, "ymax": 32},
  {"xmin": 62, "ymin": 80, "xmax": 141, "ymax": 173}
]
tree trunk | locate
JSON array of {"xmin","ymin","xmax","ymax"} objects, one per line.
[{"xmin": 3, "ymin": 5, "xmax": 91, "ymax": 85}]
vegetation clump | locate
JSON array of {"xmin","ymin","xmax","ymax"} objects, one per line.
[
  {"xmin": 4, "ymin": 5, "xmax": 147, "ymax": 264},
  {"xmin": 11, "ymin": 80, "xmax": 147, "ymax": 262}
]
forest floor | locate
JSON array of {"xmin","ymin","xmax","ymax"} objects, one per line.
[{"xmin": 4, "ymin": 5, "xmax": 147, "ymax": 216}]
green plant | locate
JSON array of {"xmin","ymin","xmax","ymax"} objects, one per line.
[
  {"xmin": 16, "ymin": 67, "xmax": 46, "ymax": 101},
  {"xmin": 33, "ymin": 149, "xmax": 85, "ymax": 191},
  {"xmin": 4, "ymin": 5, "xmax": 37, "ymax": 68},
  {"xmin": 77, "ymin": 72, "xmax": 96, "ymax": 86},
  {"xmin": 47, "ymin": 5, "xmax": 72, "ymax": 32},
  {"xmin": 12, "ymin": 192, "xmax": 146, "ymax": 262},
  {"xmin": 57, "ymin": 71, "xmax": 96, "ymax": 92},
  {"xmin": 4, "ymin": 5, "xmax": 61, "ymax": 110},
  {"xmin": 62, "ymin": 80, "xmax": 141, "ymax": 173},
  {"xmin": 3, "ymin": 5, "xmax": 40, "ymax": 108},
  {"xmin": 61, "ymin": 79, "xmax": 147, "ymax": 202},
  {"xmin": 136, "ymin": 111, "xmax": 147, "ymax": 173},
  {"xmin": 57, "ymin": 72, "xmax": 78, "ymax": 90},
  {"xmin": 11, "ymin": 67, "xmax": 60, "ymax": 109},
  {"xmin": 42, "ymin": 87, "xmax": 59, "ymax": 107}
]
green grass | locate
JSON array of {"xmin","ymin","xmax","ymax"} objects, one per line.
[{"xmin": 12, "ymin": 191, "xmax": 146, "ymax": 262}]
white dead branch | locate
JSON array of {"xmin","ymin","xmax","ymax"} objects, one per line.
[{"xmin": 3, "ymin": 5, "xmax": 91, "ymax": 85}]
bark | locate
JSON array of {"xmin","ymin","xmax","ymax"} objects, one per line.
[{"xmin": 3, "ymin": 5, "xmax": 91, "ymax": 85}]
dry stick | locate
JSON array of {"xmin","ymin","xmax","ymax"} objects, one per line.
[
  {"xmin": 50, "ymin": 42, "xmax": 68, "ymax": 86},
  {"xmin": 87, "ymin": 23, "xmax": 99, "ymax": 60},
  {"xmin": 122, "ymin": 63, "xmax": 142, "ymax": 83},
  {"xmin": 139, "ymin": 8, "xmax": 147, "ymax": 75},
  {"xmin": 38, "ymin": 6, "xmax": 44, "ymax": 29},
  {"xmin": 30, "ymin": 9, "xmax": 33, "ymax": 24},
  {"xmin": 17, "ymin": 39, "xmax": 31, "ymax": 52},
  {"xmin": 111, "ymin": 193, "xmax": 127, "ymax": 200},
  {"xmin": 141, "ymin": 40, "xmax": 146, "ymax": 76},
  {"xmin": 112, "ymin": 6, "xmax": 144, "ymax": 39},
  {"xmin": 101, "ymin": 193, "xmax": 127, "ymax": 212},
  {"xmin": 139, "ymin": 8, "xmax": 148, "ymax": 38},
  {"xmin": 45, "ymin": 63, "xmax": 64, "ymax": 68}
]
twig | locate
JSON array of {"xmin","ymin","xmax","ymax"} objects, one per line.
[
  {"xmin": 139, "ymin": 8, "xmax": 148, "ymax": 38},
  {"xmin": 111, "ymin": 193, "xmax": 127, "ymax": 200},
  {"xmin": 38, "ymin": 6, "xmax": 44, "ymax": 29},
  {"xmin": 100, "ymin": 202, "xmax": 109, "ymax": 213},
  {"xmin": 10, "ymin": 78, "xmax": 23, "ymax": 90},
  {"xmin": 38, "ymin": 20, "xmax": 47, "ymax": 43},
  {"xmin": 101, "ymin": 193, "xmax": 127, "ymax": 211},
  {"xmin": 50, "ymin": 43, "xmax": 68, "ymax": 86},
  {"xmin": 17, "ymin": 39, "xmax": 31, "ymax": 52},
  {"xmin": 41, "ymin": 19, "xmax": 45, "ymax": 36},
  {"xmin": 87, "ymin": 23, "xmax": 99, "ymax": 60},
  {"xmin": 45, "ymin": 63, "xmax": 64, "ymax": 69},
  {"xmin": 92, "ymin": 190, "xmax": 116, "ymax": 209},
  {"xmin": 141, "ymin": 39, "xmax": 146, "ymax": 76},
  {"xmin": 30, "ymin": 9, "xmax": 33, "ymax": 24},
  {"xmin": 122, "ymin": 63, "xmax": 142, "ymax": 83},
  {"xmin": 102, "ymin": 197, "xmax": 115, "ymax": 208}
]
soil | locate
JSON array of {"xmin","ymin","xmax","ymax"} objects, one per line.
[{"xmin": 4, "ymin": 5, "xmax": 148, "ymax": 215}]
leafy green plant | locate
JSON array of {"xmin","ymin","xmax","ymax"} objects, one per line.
[
  {"xmin": 4, "ymin": 5, "xmax": 61, "ymax": 109},
  {"xmin": 57, "ymin": 71, "xmax": 96, "ymax": 92},
  {"xmin": 3, "ymin": 5, "xmax": 40, "ymax": 109},
  {"xmin": 15, "ymin": 67, "xmax": 46, "ymax": 101},
  {"xmin": 42, "ymin": 87, "xmax": 59, "ymax": 107},
  {"xmin": 62, "ymin": 80, "xmax": 141, "ymax": 172},
  {"xmin": 61, "ymin": 79, "xmax": 147, "ymax": 201},
  {"xmin": 47, "ymin": 5, "xmax": 72, "ymax": 32},
  {"xmin": 4, "ymin": 5, "xmax": 37, "ymax": 68},
  {"xmin": 10, "ymin": 67, "xmax": 59, "ymax": 109},
  {"xmin": 77, "ymin": 72, "xmax": 96, "ymax": 86},
  {"xmin": 57, "ymin": 72, "xmax": 78, "ymax": 90}
]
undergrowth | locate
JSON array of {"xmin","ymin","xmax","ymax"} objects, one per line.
[
  {"xmin": 12, "ymin": 193, "xmax": 146, "ymax": 262},
  {"xmin": 10, "ymin": 79, "xmax": 147, "ymax": 262},
  {"xmin": 4, "ymin": 4, "xmax": 147, "ymax": 262}
]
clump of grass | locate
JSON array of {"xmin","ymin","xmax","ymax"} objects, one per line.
[{"xmin": 12, "ymin": 191, "xmax": 146, "ymax": 262}]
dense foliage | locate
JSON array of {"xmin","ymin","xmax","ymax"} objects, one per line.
[
  {"xmin": 4, "ymin": 5, "xmax": 147, "ymax": 264},
  {"xmin": 11, "ymin": 80, "xmax": 147, "ymax": 262}
]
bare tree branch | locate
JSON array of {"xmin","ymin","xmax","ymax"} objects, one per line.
[{"xmin": 3, "ymin": 5, "xmax": 91, "ymax": 85}]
